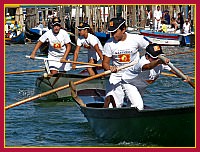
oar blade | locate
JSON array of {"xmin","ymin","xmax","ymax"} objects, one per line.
[{"xmin": 69, "ymin": 81, "xmax": 86, "ymax": 107}]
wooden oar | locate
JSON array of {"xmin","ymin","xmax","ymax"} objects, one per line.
[
  {"xmin": 69, "ymin": 81, "xmax": 86, "ymax": 107},
  {"xmin": 158, "ymin": 55, "xmax": 195, "ymax": 89},
  {"xmin": 5, "ymin": 69, "xmax": 45, "ymax": 75},
  {"xmin": 5, "ymin": 61, "xmax": 137, "ymax": 110},
  {"xmin": 25, "ymin": 55, "xmax": 102, "ymax": 67},
  {"xmin": 161, "ymin": 72, "xmax": 194, "ymax": 80},
  {"xmin": 5, "ymin": 65, "xmax": 96, "ymax": 75}
]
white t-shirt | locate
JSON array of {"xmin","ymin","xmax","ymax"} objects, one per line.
[
  {"xmin": 103, "ymin": 33, "xmax": 149, "ymax": 84},
  {"xmin": 122, "ymin": 55, "xmax": 172, "ymax": 88},
  {"xmin": 103, "ymin": 33, "xmax": 149, "ymax": 67},
  {"xmin": 154, "ymin": 10, "xmax": 162, "ymax": 20},
  {"xmin": 77, "ymin": 33, "xmax": 103, "ymax": 61},
  {"xmin": 39, "ymin": 29, "xmax": 71, "ymax": 57},
  {"xmin": 183, "ymin": 23, "xmax": 191, "ymax": 34}
]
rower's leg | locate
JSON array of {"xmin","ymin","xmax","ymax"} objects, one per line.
[
  {"xmin": 103, "ymin": 95, "xmax": 116, "ymax": 108},
  {"xmin": 87, "ymin": 58, "xmax": 97, "ymax": 76},
  {"xmin": 122, "ymin": 83, "xmax": 144, "ymax": 110}
]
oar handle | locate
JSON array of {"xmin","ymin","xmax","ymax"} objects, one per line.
[
  {"xmin": 158, "ymin": 55, "xmax": 187, "ymax": 79},
  {"xmin": 158, "ymin": 55, "xmax": 195, "ymax": 88},
  {"xmin": 5, "ymin": 61, "xmax": 137, "ymax": 110}
]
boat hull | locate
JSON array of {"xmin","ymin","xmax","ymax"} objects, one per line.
[
  {"xmin": 5, "ymin": 32, "xmax": 26, "ymax": 44},
  {"xmin": 144, "ymin": 36, "xmax": 180, "ymax": 46},
  {"xmin": 80, "ymin": 102, "xmax": 195, "ymax": 146},
  {"xmin": 36, "ymin": 73, "xmax": 107, "ymax": 99},
  {"xmin": 179, "ymin": 33, "xmax": 195, "ymax": 47},
  {"xmin": 140, "ymin": 29, "xmax": 179, "ymax": 40},
  {"xmin": 25, "ymin": 26, "xmax": 41, "ymax": 42}
]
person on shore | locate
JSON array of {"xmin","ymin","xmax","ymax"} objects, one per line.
[
  {"xmin": 12, "ymin": 21, "xmax": 21, "ymax": 36},
  {"xmin": 160, "ymin": 20, "xmax": 167, "ymax": 33},
  {"xmin": 146, "ymin": 10, "xmax": 151, "ymax": 26},
  {"xmin": 30, "ymin": 17, "xmax": 72, "ymax": 75},
  {"xmin": 121, "ymin": 43, "xmax": 190, "ymax": 110},
  {"xmin": 102, "ymin": 17, "xmax": 149, "ymax": 108},
  {"xmin": 183, "ymin": 19, "xmax": 191, "ymax": 34},
  {"xmin": 72, "ymin": 23, "xmax": 103, "ymax": 76},
  {"xmin": 163, "ymin": 10, "xmax": 170, "ymax": 25},
  {"xmin": 153, "ymin": 5, "xmax": 162, "ymax": 31},
  {"xmin": 176, "ymin": 12, "xmax": 184, "ymax": 33},
  {"xmin": 171, "ymin": 17, "xmax": 179, "ymax": 33}
]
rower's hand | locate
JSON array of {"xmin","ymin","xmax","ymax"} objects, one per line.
[
  {"xmin": 157, "ymin": 58, "xmax": 170, "ymax": 65},
  {"xmin": 110, "ymin": 66, "xmax": 117, "ymax": 73},
  {"xmin": 72, "ymin": 63, "xmax": 76, "ymax": 70},
  {"xmin": 183, "ymin": 75, "xmax": 190, "ymax": 82},
  {"xmin": 60, "ymin": 57, "xmax": 66, "ymax": 63},
  {"xmin": 30, "ymin": 53, "xmax": 35, "ymax": 60}
]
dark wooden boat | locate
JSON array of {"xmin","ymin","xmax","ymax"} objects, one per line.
[
  {"xmin": 5, "ymin": 32, "xmax": 26, "ymax": 44},
  {"xmin": 70, "ymin": 82, "xmax": 195, "ymax": 147},
  {"xmin": 35, "ymin": 73, "xmax": 107, "ymax": 99},
  {"xmin": 25, "ymin": 25, "xmax": 41, "ymax": 42}
]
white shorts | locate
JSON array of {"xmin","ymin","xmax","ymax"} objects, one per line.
[
  {"xmin": 122, "ymin": 83, "xmax": 144, "ymax": 110},
  {"xmin": 106, "ymin": 73, "xmax": 125, "ymax": 108},
  {"xmin": 47, "ymin": 54, "xmax": 71, "ymax": 72},
  {"xmin": 88, "ymin": 50, "xmax": 100, "ymax": 61}
]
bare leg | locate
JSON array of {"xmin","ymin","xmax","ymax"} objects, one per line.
[
  {"xmin": 50, "ymin": 70, "xmax": 58, "ymax": 75},
  {"xmin": 87, "ymin": 58, "xmax": 98, "ymax": 76},
  {"xmin": 103, "ymin": 95, "xmax": 116, "ymax": 108}
]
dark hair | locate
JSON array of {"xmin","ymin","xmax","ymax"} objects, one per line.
[
  {"xmin": 119, "ymin": 22, "xmax": 126, "ymax": 31},
  {"xmin": 145, "ymin": 53, "xmax": 150, "ymax": 57},
  {"xmin": 87, "ymin": 27, "xmax": 94, "ymax": 35}
]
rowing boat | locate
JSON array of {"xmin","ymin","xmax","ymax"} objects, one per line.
[
  {"xmin": 35, "ymin": 73, "xmax": 107, "ymax": 99},
  {"xmin": 140, "ymin": 29, "xmax": 180, "ymax": 46},
  {"xmin": 140, "ymin": 29, "xmax": 195, "ymax": 47},
  {"xmin": 144, "ymin": 36, "xmax": 180, "ymax": 46},
  {"xmin": 5, "ymin": 31, "xmax": 26, "ymax": 44},
  {"xmin": 73, "ymin": 99, "xmax": 195, "ymax": 146},
  {"xmin": 70, "ymin": 82, "xmax": 195, "ymax": 147},
  {"xmin": 179, "ymin": 32, "xmax": 195, "ymax": 47}
]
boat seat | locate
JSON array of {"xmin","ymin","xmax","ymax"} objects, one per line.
[
  {"xmin": 86, "ymin": 102, "xmax": 104, "ymax": 108},
  {"xmin": 77, "ymin": 89, "xmax": 106, "ymax": 96}
]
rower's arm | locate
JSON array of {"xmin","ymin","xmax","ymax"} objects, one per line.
[
  {"xmin": 72, "ymin": 46, "xmax": 81, "ymax": 69},
  {"xmin": 142, "ymin": 59, "xmax": 163, "ymax": 71},
  {"xmin": 94, "ymin": 44, "xmax": 103, "ymax": 60},
  {"xmin": 102, "ymin": 55, "xmax": 111, "ymax": 71},
  {"xmin": 62, "ymin": 43, "xmax": 71, "ymax": 59},
  {"xmin": 73, "ymin": 45, "xmax": 81, "ymax": 62},
  {"xmin": 102, "ymin": 55, "xmax": 116, "ymax": 72},
  {"xmin": 30, "ymin": 40, "xmax": 43, "ymax": 59}
]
